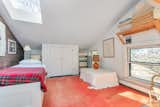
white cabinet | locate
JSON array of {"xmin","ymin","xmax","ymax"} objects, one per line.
[{"xmin": 42, "ymin": 44, "xmax": 79, "ymax": 77}]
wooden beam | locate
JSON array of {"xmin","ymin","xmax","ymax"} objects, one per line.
[
  {"xmin": 154, "ymin": 20, "xmax": 160, "ymax": 31},
  {"xmin": 116, "ymin": 19, "xmax": 160, "ymax": 44},
  {"xmin": 116, "ymin": 21, "xmax": 155, "ymax": 36},
  {"xmin": 154, "ymin": 0, "xmax": 160, "ymax": 3},
  {"xmin": 117, "ymin": 35, "xmax": 126, "ymax": 44}
]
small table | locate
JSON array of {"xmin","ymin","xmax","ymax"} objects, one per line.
[{"xmin": 80, "ymin": 68, "xmax": 119, "ymax": 89}]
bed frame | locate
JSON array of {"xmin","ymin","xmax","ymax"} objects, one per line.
[{"xmin": 0, "ymin": 82, "xmax": 43, "ymax": 107}]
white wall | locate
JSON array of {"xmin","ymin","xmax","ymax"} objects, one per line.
[
  {"xmin": 90, "ymin": 2, "xmax": 160, "ymax": 79},
  {"xmin": 90, "ymin": 26, "xmax": 125, "ymax": 78}
]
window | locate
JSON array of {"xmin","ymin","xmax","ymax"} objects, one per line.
[
  {"xmin": 2, "ymin": 0, "xmax": 42, "ymax": 24},
  {"xmin": 128, "ymin": 47, "xmax": 160, "ymax": 83},
  {"xmin": 0, "ymin": 21, "xmax": 6, "ymax": 56},
  {"xmin": 10, "ymin": 0, "xmax": 40, "ymax": 13}
]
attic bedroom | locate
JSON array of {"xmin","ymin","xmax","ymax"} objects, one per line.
[{"xmin": 0, "ymin": 0, "xmax": 160, "ymax": 107}]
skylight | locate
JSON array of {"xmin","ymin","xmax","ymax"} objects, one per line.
[
  {"xmin": 10, "ymin": 0, "xmax": 40, "ymax": 13},
  {"xmin": 2, "ymin": 0, "xmax": 42, "ymax": 24}
]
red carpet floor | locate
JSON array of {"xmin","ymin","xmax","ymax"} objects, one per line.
[{"xmin": 43, "ymin": 76, "xmax": 148, "ymax": 107}]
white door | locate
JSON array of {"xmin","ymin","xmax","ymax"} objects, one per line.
[
  {"xmin": 61, "ymin": 47, "xmax": 74, "ymax": 75},
  {"xmin": 72, "ymin": 46, "xmax": 79, "ymax": 74},
  {"xmin": 50, "ymin": 46, "xmax": 62, "ymax": 76},
  {"xmin": 42, "ymin": 44, "xmax": 62, "ymax": 77}
]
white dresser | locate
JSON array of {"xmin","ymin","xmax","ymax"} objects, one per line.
[{"xmin": 80, "ymin": 68, "xmax": 119, "ymax": 89}]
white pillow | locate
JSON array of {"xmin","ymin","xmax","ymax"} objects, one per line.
[{"xmin": 19, "ymin": 59, "xmax": 41, "ymax": 64}]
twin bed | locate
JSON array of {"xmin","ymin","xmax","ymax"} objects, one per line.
[{"xmin": 0, "ymin": 60, "xmax": 47, "ymax": 107}]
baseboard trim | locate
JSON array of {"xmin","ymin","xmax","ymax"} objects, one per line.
[{"xmin": 119, "ymin": 79, "xmax": 149, "ymax": 94}]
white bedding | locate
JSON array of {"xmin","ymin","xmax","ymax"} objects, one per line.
[
  {"xmin": 12, "ymin": 64, "xmax": 46, "ymax": 68},
  {"xmin": 19, "ymin": 59, "xmax": 41, "ymax": 65},
  {"xmin": 12, "ymin": 59, "xmax": 46, "ymax": 68},
  {"xmin": 80, "ymin": 68, "xmax": 119, "ymax": 89}
]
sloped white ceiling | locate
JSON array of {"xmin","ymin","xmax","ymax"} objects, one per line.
[{"xmin": 0, "ymin": 0, "xmax": 139, "ymax": 49}]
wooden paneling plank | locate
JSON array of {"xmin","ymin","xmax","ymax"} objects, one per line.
[{"xmin": 117, "ymin": 21, "xmax": 155, "ymax": 36}]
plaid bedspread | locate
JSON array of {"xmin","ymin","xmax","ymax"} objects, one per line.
[{"xmin": 0, "ymin": 67, "xmax": 47, "ymax": 92}]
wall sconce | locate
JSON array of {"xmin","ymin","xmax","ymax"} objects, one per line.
[{"xmin": 24, "ymin": 45, "xmax": 31, "ymax": 51}]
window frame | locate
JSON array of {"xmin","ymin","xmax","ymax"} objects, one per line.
[
  {"xmin": 0, "ymin": 21, "xmax": 6, "ymax": 56},
  {"xmin": 127, "ymin": 45, "xmax": 160, "ymax": 81}
]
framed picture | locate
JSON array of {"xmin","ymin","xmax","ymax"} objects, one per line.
[
  {"xmin": 103, "ymin": 38, "xmax": 114, "ymax": 58},
  {"xmin": 8, "ymin": 39, "xmax": 17, "ymax": 54}
]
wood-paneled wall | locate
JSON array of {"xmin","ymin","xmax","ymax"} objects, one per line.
[{"xmin": 0, "ymin": 17, "xmax": 24, "ymax": 69}]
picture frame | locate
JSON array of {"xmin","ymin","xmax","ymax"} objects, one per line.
[
  {"xmin": 103, "ymin": 38, "xmax": 115, "ymax": 58},
  {"xmin": 8, "ymin": 39, "xmax": 17, "ymax": 54}
]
